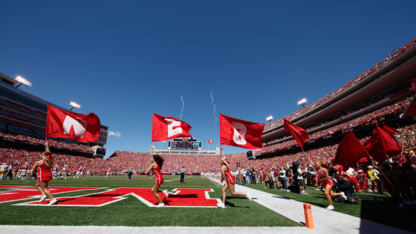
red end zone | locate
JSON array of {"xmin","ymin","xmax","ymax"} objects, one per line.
[{"xmin": 13, "ymin": 187, "xmax": 221, "ymax": 208}]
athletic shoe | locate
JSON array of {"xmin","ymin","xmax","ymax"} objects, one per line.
[
  {"xmin": 303, "ymin": 192, "xmax": 308, "ymax": 195},
  {"xmin": 39, "ymin": 195, "xmax": 46, "ymax": 202},
  {"xmin": 48, "ymin": 199, "xmax": 58, "ymax": 205},
  {"xmin": 340, "ymin": 192, "xmax": 347, "ymax": 200},
  {"xmin": 156, "ymin": 203, "xmax": 164, "ymax": 207},
  {"xmin": 217, "ymin": 203, "xmax": 226, "ymax": 208},
  {"xmin": 315, "ymin": 188, "xmax": 320, "ymax": 190},
  {"xmin": 368, "ymin": 190, "xmax": 373, "ymax": 193},
  {"xmin": 326, "ymin": 205, "xmax": 334, "ymax": 210},
  {"xmin": 247, "ymin": 193, "xmax": 252, "ymax": 201},
  {"xmin": 163, "ymin": 190, "xmax": 169, "ymax": 198}
]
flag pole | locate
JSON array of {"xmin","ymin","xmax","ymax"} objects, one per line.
[{"xmin": 301, "ymin": 148, "xmax": 321, "ymax": 183}]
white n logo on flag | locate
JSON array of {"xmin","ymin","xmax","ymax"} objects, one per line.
[
  {"xmin": 165, "ymin": 118, "xmax": 183, "ymax": 137},
  {"xmin": 232, "ymin": 122, "xmax": 247, "ymax": 145},
  {"xmin": 63, "ymin": 115, "xmax": 87, "ymax": 138}
]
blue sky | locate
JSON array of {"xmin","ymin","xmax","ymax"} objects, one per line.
[{"xmin": 0, "ymin": 1, "xmax": 415, "ymax": 155}]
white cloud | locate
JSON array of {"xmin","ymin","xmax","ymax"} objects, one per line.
[{"xmin": 108, "ymin": 131, "xmax": 121, "ymax": 138}]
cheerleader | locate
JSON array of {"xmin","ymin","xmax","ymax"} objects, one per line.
[
  {"xmin": 315, "ymin": 161, "xmax": 334, "ymax": 210},
  {"xmin": 32, "ymin": 142, "xmax": 57, "ymax": 205},
  {"xmin": 145, "ymin": 146, "xmax": 168, "ymax": 207},
  {"xmin": 218, "ymin": 148, "xmax": 251, "ymax": 208}
]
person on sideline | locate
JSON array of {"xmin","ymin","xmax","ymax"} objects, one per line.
[
  {"xmin": 218, "ymin": 147, "xmax": 251, "ymax": 208},
  {"xmin": 32, "ymin": 142, "xmax": 57, "ymax": 205},
  {"xmin": 145, "ymin": 146, "xmax": 169, "ymax": 207}
]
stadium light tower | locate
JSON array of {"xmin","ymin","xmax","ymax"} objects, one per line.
[
  {"xmin": 69, "ymin": 102, "xmax": 81, "ymax": 111},
  {"xmin": 15, "ymin": 76, "xmax": 32, "ymax": 88},
  {"xmin": 298, "ymin": 98, "xmax": 307, "ymax": 108},
  {"xmin": 266, "ymin": 116, "xmax": 273, "ymax": 124}
]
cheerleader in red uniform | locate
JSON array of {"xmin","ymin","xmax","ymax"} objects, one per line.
[
  {"xmin": 32, "ymin": 142, "xmax": 57, "ymax": 205},
  {"xmin": 218, "ymin": 148, "xmax": 251, "ymax": 208},
  {"xmin": 145, "ymin": 146, "xmax": 168, "ymax": 207},
  {"xmin": 315, "ymin": 161, "xmax": 334, "ymax": 210}
]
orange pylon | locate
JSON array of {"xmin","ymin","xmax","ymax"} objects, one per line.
[{"xmin": 303, "ymin": 203, "xmax": 314, "ymax": 229}]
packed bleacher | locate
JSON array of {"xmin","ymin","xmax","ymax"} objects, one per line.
[
  {"xmin": 264, "ymin": 37, "xmax": 416, "ymax": 132},
  {"xmin": 257, "ymin": 96, "xmax": 412, "ymax": 156},
  {"xmin": 0, "ymin": 130, "xmax": 94, "ymax": 153},
  {"xmin": 1, "ymin": 123, "xmax": 415, "ymax": 176}
]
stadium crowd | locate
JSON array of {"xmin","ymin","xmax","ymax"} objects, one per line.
[
  {"xmin": 264, "ymin": 37, "xmax": 416, "ymax": 132},
  {"xmin": 0, "ymin": 130, "xmax": 94, "ymax": 153},
  {"xmin": 257, "ymin": 96, "xmax": 412, "ymax": 156},
  {"xmin": 1, "ymin": 123, "xmax": 415, "ymax": 176}
]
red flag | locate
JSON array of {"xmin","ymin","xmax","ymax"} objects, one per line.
[
  {"xmin": 383, "ymin": 123, "xmax": 399, "ymax": 140},
  {"xmin": 46, "ymin": 104, "xmax": 101, "ymax": 142},
  {"xmin": 283, "ymin": 119, "xmax": 309, "ymax": 148},
  {"xmin": 363, "ymin": 125, "xmax": 401, "ymax": 162},
  {"xmin": 334, "ymin": 131, "xmax": 370, "ymax": 169},
  {"xmin": 377, "ymin": 124, "xmax": 401, "ymax": 157},
  {"xmin": 208, "ymin": 140, "xmax": 213, "ymax": 143},
  {"xmin": 152, "ymin": 113, "xmax": 192, "ymax": 142},
  {"xmin": 219, "ymin": 114, "xmax": 264, "ymax": 149}
]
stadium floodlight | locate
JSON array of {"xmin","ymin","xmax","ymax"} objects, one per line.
[
  {"xmin": 297, "ymin": 98, "xmax": 307, "ymax": 108},
  {"xmin": 266, "ymin": 116, "xmax": 273, "ymax": 124},
  {"xmin": 69, "ymin": 102, "xmax": 81, "ymax": 111},
  {"xmin": 15, "ymin": 76, "xmax": 32, "ymax": 88}
]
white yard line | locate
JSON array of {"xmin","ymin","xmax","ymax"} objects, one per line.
[{"xmin": 208, "ymin": 177, "xmax": 413, "ymax": 234}]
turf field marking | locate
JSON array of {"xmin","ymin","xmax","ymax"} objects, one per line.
[
  {"xmin": 15, "ymin": 187, "xmax": 222, "ymax": 208},
  {"xmin": 0, "ymin": 186, "xmax": 103, "ymax": 204}
]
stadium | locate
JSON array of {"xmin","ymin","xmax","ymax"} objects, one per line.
[{"xmin": 1, "ymin": 2, "xmax": 416, "ymax": 234}]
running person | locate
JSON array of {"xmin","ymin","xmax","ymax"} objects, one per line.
[
  {"xmin": 145, "ymin": 146, "xmax": 168, "ymax": 207},
  {"xmin": 32, "ymin": 142, "xmax": 57, "ymax": 205},
  {"xmin": 77, "ymin": 166, "xmax": 83, "ymax": 179},
  {"xmin": 61, "ymin": 165, "xmax": 68, "ymax": 180},
  {"xmin": 52, "ymin": 164, "xmax": 59, "ymax": 179},
  {"xmin": 218, "ymin": 148, "xmax": 251, "ymax": 208},
  {"xmin": 20, "ymin": 163, "xmax": 28, "ymax": 180},
  {"xmin": 315, "ymin": 161, "xmax": 334, "ymax": 210},
  {"xmin": 105, "ymin": 167, "xmax": 111, "ymax": 179}
]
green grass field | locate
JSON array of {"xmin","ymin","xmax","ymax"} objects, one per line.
[
  {"xmin": 1, "ymin": 175, "xmax": 415, "ymax": 232},
  {"xmin": 0, "ymin": 175, "xmax": 301, "ymax": 227}
]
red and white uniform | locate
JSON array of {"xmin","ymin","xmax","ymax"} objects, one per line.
[
  {"xmin": 317, "ymin": 168, "xmax": 334, "ymax": 187},
  {"xmin": 62, "ymin": 166, "xmax": 67, "ymax": 175},
  {"xmin": 346, "ymin": 173, "xmax": 361, "ymax": 191},
  {"xmin": 76, "ymin": 166, "xmax": 83, "ymax": 176},
  {"xmin": 106, "ymin": 168, "xmax": 111, "ymax": 176},
  {"xmin": 333, "ymin": 164, "xmax": 344, "ymax": 178},
  {"xmin": 37, "ymin": 160, "xmax": 52, "ymax": 182},
  {"xmin": 21, "ymin": 164, "xmax": 28, "ymax": 176},
  {"xmin": 224, "ymin": 166, "xmax": 235, "ymax": 184},
  {"xmin": 52, "ymin": 166, "xmax": 58, "ymax": 176},
  {"xmin": 151, "ymin": 164, "xmax": 164, "ymax": 185}
]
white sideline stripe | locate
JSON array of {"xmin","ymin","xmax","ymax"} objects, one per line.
[
  {"xmin": 208, "ymin": 178, "xmax": 413, "ymax": 234},
  {"xmin": 0, "ymin": 226, "xmax": 310, "ymax": 234}
]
